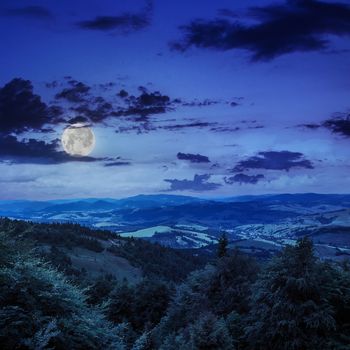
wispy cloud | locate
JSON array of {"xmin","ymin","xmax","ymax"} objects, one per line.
[
  {"xmin": 3, "ymin": 6, "xmax": 54, "ymax": 20},
  {"xmin": 224, "ymin": 173, "xmax": 265, "ymax": 185},
  {"xmin": 77, "ymin": 0, "xmax": 153, "ymax": 33}
]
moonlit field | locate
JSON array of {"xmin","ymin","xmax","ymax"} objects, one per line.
[{"xmin": 1, "ymin": 1, "xmax": 350, "ymax": 349}]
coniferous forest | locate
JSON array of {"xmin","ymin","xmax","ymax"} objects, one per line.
[{"xmin": 1, "ymin": 218, "xmax": 349, "ymax": 349}]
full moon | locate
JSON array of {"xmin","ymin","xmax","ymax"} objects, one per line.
[{"xmin": 61, "ymin": 124, "xmax": 95, "ymax": 156}]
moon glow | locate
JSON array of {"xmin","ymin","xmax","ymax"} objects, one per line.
[{"xmin": 61, "ymin": 124, "xmax": 95, "ymax": 156}]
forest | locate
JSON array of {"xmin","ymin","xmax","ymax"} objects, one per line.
[{"xmin": 0, "ymin": 218, "xmax": 350, "ymax": 349}]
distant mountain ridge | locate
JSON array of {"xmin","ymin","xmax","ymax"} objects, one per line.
[{"xmin": 1, "ymin": 193, "xmax": 349, "ymax": 257}]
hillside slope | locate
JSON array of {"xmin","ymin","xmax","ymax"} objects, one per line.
[{"xmin": 0, "ymin": 218, "xmax": 207, "ymax": 283}]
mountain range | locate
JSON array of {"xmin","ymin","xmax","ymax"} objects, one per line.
[{"xmin": 1, "ymin": 193, "xmax": 349, "ymax": 260}]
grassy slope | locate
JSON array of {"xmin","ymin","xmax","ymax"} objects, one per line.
[{"xmin": 0, "ymin": 218, "xmax": 207, "ymax": 283}]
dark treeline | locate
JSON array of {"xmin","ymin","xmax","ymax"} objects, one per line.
[{"xmin": 0, "ymin": 219, "xmax": 350, "ymax": 349}]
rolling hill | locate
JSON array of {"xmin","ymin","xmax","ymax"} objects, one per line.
[{"xmin": 1, "ymin": 193, "xmax": 349, "ymax": 259}]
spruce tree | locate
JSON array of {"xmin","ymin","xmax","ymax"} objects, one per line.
[
  {"xmin": 217, "ymin": 233, "xmax": 228, "ymax": 258},
  {"xmin": 0, "ymin": 233, "xmax": 125, "ymax": 349},
  {"xmin": 244, "ymin": 238, "xmax": 336, "ymax": 350}
]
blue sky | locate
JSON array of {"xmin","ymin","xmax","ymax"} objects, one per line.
[{"xmin": 0, "ymin": 0, "xmax": 350, "ymax": 199}]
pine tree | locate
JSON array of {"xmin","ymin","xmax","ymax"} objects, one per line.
[
  {"xmin": 244, "ymin": 238, "xmax": 336, "ymax": 350},
  {"xmin": 217, "ymin": 233, "xmax": 228, "ymax": 258},
  {"xmin": 187, "ymin": 312, "xmax": 234, "ymax": 349},
  {"xmin": 132, "ymin": 331, "xmax": 153, "ymax": 350},
  {"xmin": 0, "ymin": 233, "xmax": 125, "ymax": 349}
]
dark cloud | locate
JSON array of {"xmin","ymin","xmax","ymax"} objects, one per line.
[
  {"xmin": 115, "ymin": 123, "xmax": 156, "ymax": 134},
  {"xmin": 323, "ymin": 114, "xmax": 350, "ymax": 137},
  {"xmin": 77, "ymin": 0, "xmax": 152, "ymax": 33},
  {"xmin": 67, "ymin": 116, "xmax": 90, "ymax": 125},
  {"xmin": 137, "ymin": 91, "xmax": 170, "ymax": 106},
  {"xmin": 0, "ymin": 135, "xmax": 102, "ymax": 164},
  {"xmin": 233, "ymin": 151, "xmax": 313, "ymax": 172},
  {"xmin": 50, "ymin": 77, "xmax": 224, "ymax": 127},
  {"xmin": 112, "ymin": 90, "xmax": 173, "ymax": 120},
  {"xmin": 210, "ymin": 126, "xmax": 240, "ymax": 133},
  {"xmin": 115, "ymin": 120, "xmax": 216, "ymax": 135},
  {"xmin": 104, "ymin": 161, "xmax": 131, "ymax": 167},
  {"xmin": 248, "ymin": 125, "xmax": 264, "ymax": 129},
  {"xmin": 45, "ymin": 80, "xmax": 59, "ymax": 89},
  {"xmin": 303, "ymin": 123, "xmax": 321, "ymax": 129},
  {"xmin": 180, "ymin": 98, "xmax": 239, "ymax": 108},
  {"xmin": 55, "ymin": 80, "xmax": 91, "ymax": 103},
  {"xmin": 300, "ymin": 113, "xmax": 350, "ymax": 136},
  {"xmin": 164, "ymin": 174, "xmax": 221, "ymax": 192},
  {"xmin": 4, "ymin": 6, "xmax": 53, "ymax": 20},
  {"xmin": 98, "ymin": 82, "xmax": 116, "ymax": 91},
  {"xmin": 182, "ymin": 99, "xmax": 220, "ymax": 107},
  {"xmin": 177, "ymin": 152, "xmax": 210, "ymax": 163},
  {"xmin": 224, "ymin": 173, "xmax": 265, "ymax": 185},
  {"xmin": 172, "ymin": 0, "xmax": 350, "ymax": 61},
  {"xmin": 161, "ymin": 121, "xmax": 216, "ymax": 131},
  {"xmin": 0, "ymin": 78, "xmax": 61, "ymax": 133},
  {"xmin": 78, "ymin": 14, "xmax": 149, "ymax": 31},
  {"xmin": 117, "ymin": 89, "xmax": 129, "ymax": 98},
  {"xmin": 72, "ymin": 101, "xmax": 113, "ymax": 123}
]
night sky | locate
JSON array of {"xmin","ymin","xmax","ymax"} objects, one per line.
[{"xmin": 1, "ymin": 0, "xmax": 350, "ymax": 199}]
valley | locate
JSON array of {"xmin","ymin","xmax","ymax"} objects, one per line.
[{"xmin": 1, "ymin": 193, "xmax": 350, "ymax": 260}]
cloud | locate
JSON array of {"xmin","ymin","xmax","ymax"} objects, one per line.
[
  {"xmin": 55, "ymin": 80, "xmax": 91, "ymax": 103},
  {"xmin": 47, "ymin": 77, "xmax": 225, "ymax": 128},
  {"xmin": 179, "ymin": 98, "xmax": 239, "ymax": 108},
  {"xmin": 177, "ymin": 152, "xmax": 210, "ymax": 163},
  {"xmin": 115, "ymin": 123, "xmax": 156, "ymax": 134},
  {"xmin": 77, "ymin": 0, "xmax": 152, "ymax": 33},
  {"xmin": 300, "ymin": 113, "xmax": 350, "ymax": 136},
  {"xmin": 0, "ymin": 135, "xmax": 102, "ymax": 164},
  {"xmin": 104, "ymin": 161, "xmax": 131, "ymax": 167},
  {"xmin": 233, "ymin": 151, "xmax": 313, "ymax": 172},
  {"xmin": 4, "ymin": 6, "xmax": 53, "ymax": 20},
  {"xmin": 172, "ymin": 0, "xmax": 350, "ymax": 61},
  {"xmin": 67, "ymin": 116, "xmax": 90, "ymax": 125},
  {"xmin": 117, "ymin": 89, "xmax": 129, "ymax": 98},
  {"xmin": 72, "ymin": 101, "xmax": 113, "ymax": 123},
  {"xmin": 78, "ymin": 15, "xmax": 149, "ymax": 32},
  {"xmin": 298, "ymin": 123, "xmax": 321, "ymax": 130},
  {"xmin": 224, "ymin": 173, "xmax": 265, "ymax": 185},
  {"xmin": 323, "ymin": 114, "xmax": 350, "ymax": 137},
  {"xmin": 0, "ymin": 78, "xmax": 61, "ymax": 133},
  {"xmin": 181, "ymin": 98, "xmax": 220, "ymax": 107},
  {"xmin": 161, "ymin": 121, "xmax": 215, "ymax": 131},
  {"xmin": 210, "ymin": 126, "xmax": 240, "ymax": 133},
  {"xmin": 112, "ymin": 90, "xmax": 174, "ymax": 120},
  {"xmin": 73, "ymin": 85, "xmax": 176, "ymax": 122},
  {"xmin": 164, "ymin": 174, "xmax": 221, "ymax": 191}
]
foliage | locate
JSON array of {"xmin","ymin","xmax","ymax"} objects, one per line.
[
  {"xmin": 1, "ymin": 219, "xmax": 350, "ymax": 349},
  {"xmin": 155, "ymin": 251, "xmax": 258, "ymax": 348},
  {"xmin": 0, "ymin": 218, "xmax": 206, "ymax": 283},
  {"xmin": 0, "ymin": 218, "xmax": 107, "ymax": 252},
  {"xmin": 0, "ymin": 233, "xmax": 125, "ymax": 349},
  {"xmin": 244, "ymin": 238, "xmax": 350, "ymax": 350},
  {"xmin": 108, "ymin": 278, "xmax": 172, "ymax": 334},
  {"xmin": 217, "ymin": 232, "xmax": 228, "ymax": 258},
  {"xmin": 108, "ymin": 237, "xmax": 206, "ymax": 282}
]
